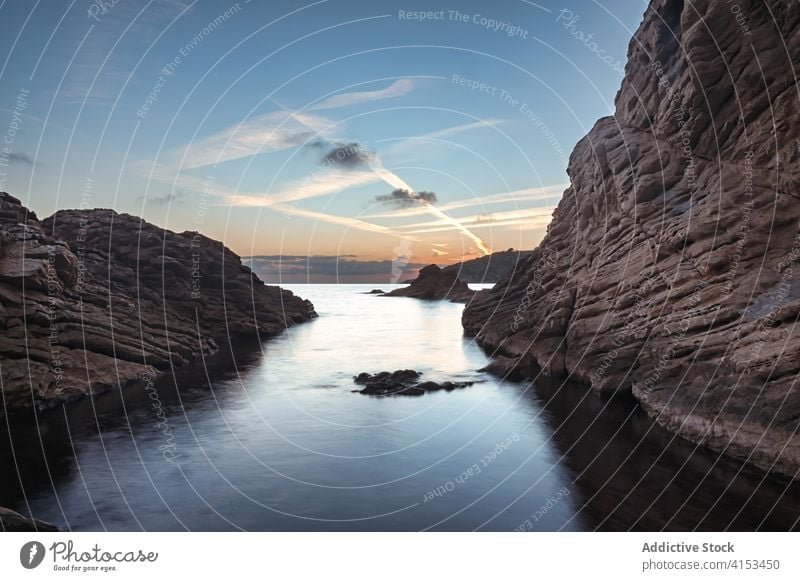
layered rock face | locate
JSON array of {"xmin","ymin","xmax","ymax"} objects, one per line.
[
  {"xmin": 464, "ymin": 0, "xmax": 800, "ymax": 477},
  {"xmin": 0, "ymin": 192, "xmax": 315, "ymax": 409}
]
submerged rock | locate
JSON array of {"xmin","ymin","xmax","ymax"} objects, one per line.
[
  {"xmin": 0, "ymin": 192, "xmax": 317, "ymax": 410},
  {"xmin": 383, "ymin": 264, "xmax": 475, "ymax": 303},
  {"xmin": 353, "ymin": 369, "xmax": 473, "ymax": 396},
  {"xmin": 462, "ymin": 0, "xmax": 800, "ymax": 477}
]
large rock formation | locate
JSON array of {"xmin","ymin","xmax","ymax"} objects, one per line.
[
  {"xmin": 384, "ymin": 264, "xmax": 475, "ymax": 302},
  {"xmin": 0, "ymin": 192, "xmax": 316, "ymax": 409},
  {"xmin": 463, "ymin": 0, "xmax": 800, "ymax": 477}
]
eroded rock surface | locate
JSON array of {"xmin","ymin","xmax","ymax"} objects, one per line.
[
  {"xmin": 463, "ymin": 0, "xmax": 800, "ymax": 477},
  {"xmin": 0, "ymin": 192, "xmax": 316, "ymax": 409}
]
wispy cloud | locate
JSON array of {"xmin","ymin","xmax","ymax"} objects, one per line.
[
  {"xmin": 271, "ymin": 202, "xmax": 415, "ymax": 240},
  {"xmin": 227, "ymin": 170, "xmax": 380, "ymax": 207},
  {"xmin": 178, "ymin": 110, "xmax": 332, "ymax": 169},
  {"xmin": 401, "ymin": 207, "xmax": 555, "ymax": 234},
  {"xmin": 164, "ymin": 80, "xmax": 421, "ymax": 170},
  {"xmin": 365, "ymin": 184, "xmax": 567, "ymax": 219},
  {"xmin": 5, "ymin": 152, "xmax": 38, "ymax": 166},
  {"xmin": 138, "ymin": 190, "xmax": 187, "ymax": 206},
  {"xmin": 308, "ymin": 79, "xmax": 416, "ymax": 111},
  {"xmin": 381, "ymin": 118, "xmax": 503, "ymax": 158}
]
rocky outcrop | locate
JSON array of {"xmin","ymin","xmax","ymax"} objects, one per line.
[
  {"xmin": 0, "ymin": 506, "xmax": 59, "ymax": 532},
  {"xmin": 384, "ymin": 264, "xmax": 475, "ymax": 302},
  {"xmin": 463, "ymin": 0, "xmax": 800, "ymax": 477},
  {"xmin": 0, "ymin": 192, "xmax": 316, "ymax": 410},
  {"xmin": 353, "ymin": 369, "xmax": 473, "ymax": 396},
  {"xmin": 443, "ymin": 249, "xmax": 534, "ymax": 283}
]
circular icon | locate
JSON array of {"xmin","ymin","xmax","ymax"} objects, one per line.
[{"xmin": 20, "ymin": 541, "xmax": 46, "ymax": 569}]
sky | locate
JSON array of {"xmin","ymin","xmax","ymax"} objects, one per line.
[{"xmin": 0, "ymin": 0, "xmax": 647, "ymax": 282}]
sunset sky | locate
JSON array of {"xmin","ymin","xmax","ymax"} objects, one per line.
[{"xmin": 0, "ymin": 0, "xmax": 645, "ymax": 280}]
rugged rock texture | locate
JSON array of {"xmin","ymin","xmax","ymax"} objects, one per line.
[
  {"xmin": 0, "ymin": 192, "xmax": 316, "ymax": 410},
  {"xmin": 443, "ymin": 249, "xmax": 534, "ymax": 283},
  {"xmin": 353, "ymin": 369, "xmax": 473, "ymax": 396},
  {"xmin": 0, "ymin": 505, "xmax": 59, "ymax": 532},
  {"xmin": 384, "ymin": 264, "xmax": 475, "ymax": 302},
  {"xmin": 464, "ymin": 0, "xmax": 800, "ymax": 477}
]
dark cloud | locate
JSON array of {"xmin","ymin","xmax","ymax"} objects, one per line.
[
  {"xmin": 314, "ymin": 141, "xmax": 373, "ymax": 168},
  {"xmin": 373, "ymin": 188, "xmax": 437, "ymax": 208},
  {"xmin": 280, "ymin": 131, "xmax": 315, "ymax": 147},
  {"xmin": 245, "ymin": 255, "xmax": 427, "ymax": 283},
  {"xmin": 6, "ymin": 152, "xmax": 37, "ymax": 166},
  {"xmin": 139, "ymin": 191, "xmax": 187, "ymax": 206}
]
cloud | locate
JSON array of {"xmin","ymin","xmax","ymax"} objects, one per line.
[
  {"xmin": 318, "ymin": 141, "xmax": 374, "ymax": 168},
  {"xmin": 401, "ymin": 207, "xmax": 555, "ymax": 234},
  {"xmin": 6, "ymin": 152, "xmax": 37, "ymax": 166},
  {"xmin": 381, "ymin": 118, "xmax": 503, "ymax": 157},
  {"xmin": 139, "ymin": 191, "xmax": 187, "ymax": 206},
  {"xmin": 271, "ymin": 202, "xmax": 414, "ymax": 240},
  {"xmin": 373, "ymin": 188, "xmax": 438, "ymax": 208},
  {"xmin": 228, "ymin": 170, "xmax": 380, "ymax": 207},
  {"xmin": 364, "ymin": 184, "xmax": 568, "ymax": 219},
  {"xmin": 178, "ymin": 110, "xmax": 333, "ymax": 169},
  {"xmin": 308, "ymin": 79, "xmax": 415, "ymax": 111}
]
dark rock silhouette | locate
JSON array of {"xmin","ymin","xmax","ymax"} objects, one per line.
[
  {"xmin": 354, "ymin": 369, "xmax": 473, "ymax": 396},
  {"xmin": 463, "ymin": 0, "xmax": 800, "ymax": 477},
  {"xmin": 384, "ymin": 264, "xmax": 475, "ymax": 303}
]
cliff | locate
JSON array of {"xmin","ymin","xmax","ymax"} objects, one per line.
[
  {"xmin": 0, "ymin": 192, "xmax": 316, "ymax": 409},
  {"xmin": 463, "ymin": 0, "xmax": 800, "ymax": 477}
]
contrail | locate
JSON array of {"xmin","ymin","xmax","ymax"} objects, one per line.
[
  {"xmin": 268, "ymin": 97, "xmax": 492, "ymax": 256},
  {"xmin": 368, "ymin": 157, "xmax": 491, "ymax": 255}
]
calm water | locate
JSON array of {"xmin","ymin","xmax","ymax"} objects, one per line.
[{"xmin": 1, "ymin": 284, "xmax": 799, "ymax": 531}]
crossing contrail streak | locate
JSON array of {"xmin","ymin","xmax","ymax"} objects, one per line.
[
  {"xmin": 367, "ymin": 157, "xmax": 491, "ymax": 255},
  {"xmin": 269, "ymin": 97, "xmax": 492, "ymax": 255}
]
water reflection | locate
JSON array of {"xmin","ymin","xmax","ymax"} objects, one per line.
[
  {"xmin": 518, "ymin": 373, "xmax": 800, "ymax": 530},
  {"xmin": 0, "ymin": 284, "xmax": 797, "ymax": 531}
]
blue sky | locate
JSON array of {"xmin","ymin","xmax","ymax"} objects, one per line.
[{"xmin": 0, "ymin": 0, "xmax": 647, "ymax": 266}]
